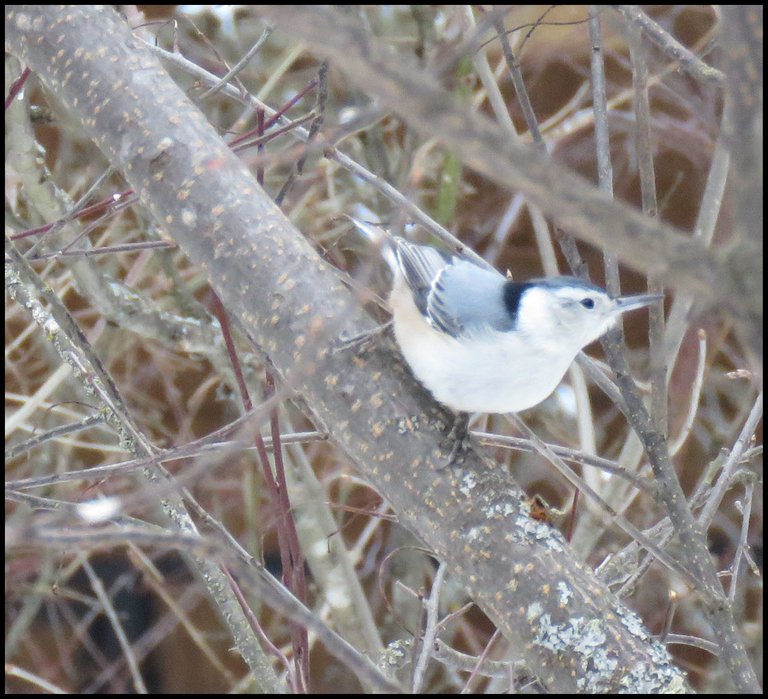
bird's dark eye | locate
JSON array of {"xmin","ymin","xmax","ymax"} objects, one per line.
[{"xmin": 580, "ymin": 298, "xmax": 595, "ymax": 309}]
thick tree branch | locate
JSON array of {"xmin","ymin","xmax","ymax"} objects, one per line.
[{"xmin": 4, "ymin": 5, "xmax": 697, "ymax": 692}]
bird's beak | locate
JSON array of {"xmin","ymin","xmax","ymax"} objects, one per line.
[{"xmin": 615, "ymin": 292, "xmax": 665, "ymax": 313}]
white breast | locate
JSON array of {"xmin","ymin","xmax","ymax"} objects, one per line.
[{"xmin": 390, "ymin": 280, "xmax": 578, "ymax": 414}]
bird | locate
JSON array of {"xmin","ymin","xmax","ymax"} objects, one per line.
[{"xmin": 347, "ymin": 216, "xmax": 662, "ymax": 456}]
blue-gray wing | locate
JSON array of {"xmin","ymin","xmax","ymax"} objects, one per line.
[{"xmin": 394, "ymin": 239, "xmax": 513, "ymax": 338}]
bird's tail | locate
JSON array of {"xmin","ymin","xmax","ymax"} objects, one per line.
[{"xmin": 345, "ymin": 215, "xmax": 398, "ymax": 273}]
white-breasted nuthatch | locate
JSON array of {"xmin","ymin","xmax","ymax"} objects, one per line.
[{"xmin": 348, "ymin": 217, "xmax": 662, "ymax": 422}]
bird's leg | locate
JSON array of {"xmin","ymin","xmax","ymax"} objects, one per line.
[
  {"xmin": 334, "ymin": 320, "xmax": 393, "ymax": 354},
  {"xmin": 444, "ymin": 411, "xmax": 472, "ymax": 466}
]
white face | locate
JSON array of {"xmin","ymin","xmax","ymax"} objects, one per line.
[{"xmin": 516, "ymin": 285, "xmax": 619, "ymax": 353}]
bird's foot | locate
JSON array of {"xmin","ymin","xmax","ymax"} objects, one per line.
[
  {"xmin": 441, "ymin": 412, "xmax": 472, "ymax": 467},
  {"xmin": 334, "ymin": 320, "xmax": 392, "ymax": 354}
]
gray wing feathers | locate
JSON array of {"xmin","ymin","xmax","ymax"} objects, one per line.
[
  {"xmin": 394, "ymin": 239, "xmax": 451, "ymax": 315},
  {"xmin": 395, "ymin": 239, "xmax": 512, "ymax": 338}
]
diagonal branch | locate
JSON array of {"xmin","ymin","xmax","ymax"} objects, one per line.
[{"xmin": 3, "ymin": 5, "xmax": 701, "ymax": 692}]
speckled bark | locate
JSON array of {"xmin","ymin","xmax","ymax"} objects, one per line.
[{"xmin": 6, "ymin": 6, "xmax": 691, "ymax": 692}]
